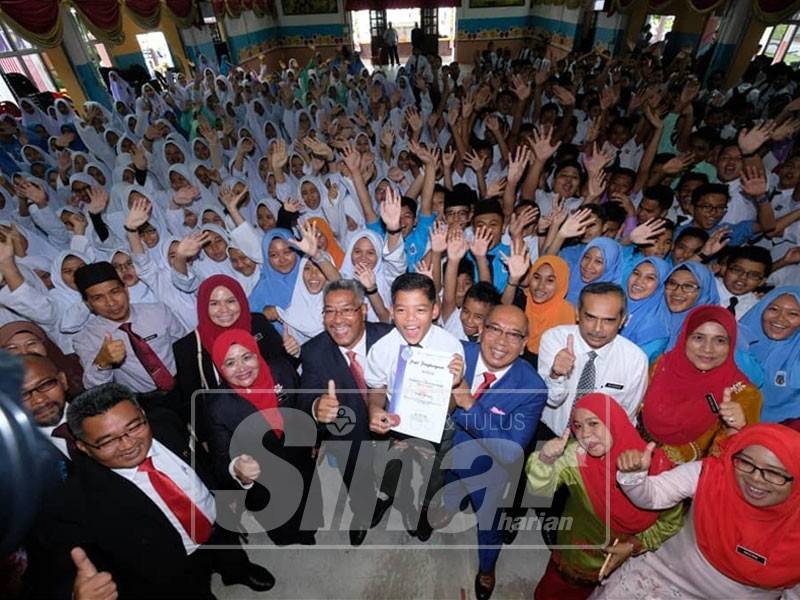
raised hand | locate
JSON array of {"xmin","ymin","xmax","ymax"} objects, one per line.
[
  {"xmin": 415, "ymin": 258, "xmax": 434, "ymax": 280},
  {"xmin": 271, "ymin": 139, "xmax": 289, "ymax": 171},
  {"xmin": 19, "ymin": 180, "xmax": 48, "ymax": 208},
  {"xmin": 71, "ymin": 547, "xmax": 117, "ymax": 600},
  {"xmin": 583, "ymin": 142, "xmax": 614, "ymax": 175},
  {"xmin": 700, "ymin": 226, "xmax": 730, "ymax": 257},
  {"xmin": 405, "ymin": 106, "xmax": 423, "ymax": 133},
  {"xmin": 738, "ymin": 120, "xmax": 776, "ymax": 155},
  {"xmin": 125, "ymin": 198, "xmax": 151, "ymax": 231},
  {"xmin": 531, "ymin": 126, "xmax": 561, "ymax": 163},
  {"xmin": 503, "ymin": 238, "xmax": 531, "ymax": 282},
  {"xmin": 173, "ymin": 186, "xmax": 198, "ymax": 207},
  {"xmin": 771, "ymin": 117, "xmax": 800, "ymax": 142},
  {"xmin": 662, "ymin": 152, "xmax": 695, "ymax": 175},
  {"xmin": 539, "ymin": 428, "xmax": 570, "ymax": 465},
  {"xmin": 511, "ymin": 73, "xmax": 532, "ymax": 101},
  {"xmin": 469, "ymin": 226, "xmax": 493, "ymax": 257},
  {"xmin": 380, "ymin": 187, "xmax": 402, "ymax": 231},
  {"xmin": 487, "ymin": 176, "xmax": 507, "ymax": 199},
  {"xmin": 446, "ymin": 227, "xmax": 469, "ymax": 261},
  {"xmin": 86, "ymin": 186, "xmax": 109, "ymax": 215},
  {"xmin": 559, "ymin": 208, "xmax": 593, "ymax": 239},
  {"xmin": 176, "ymin": 231, "xmax": 210, "ymax": 259},
  {"xmin": 341, "ymin": 142, "xmax": 361, "ymax": 176},
  {"xmin": 630, "ymin": 218, "xmax": 667, "ymax": 245},
  {"xmin": 617, "ymin": 441, "xmax": 656, "ymax": 473},
  {"xmin": 219, "ymin": 184, "xmax": 245, "ymax": 212},
  {"xmin": 289, "ymin": 220, "xmax": 319, "ymax": 258},
  {"xmin": 380, "ymin": 127, "xmax": 395, "ymax": 149},
  {"xmin": 353, "ymin": 262, "xmax": 377, "ymax": 290},
  {"xmin": 587, "ymin": 169, "xmax": 608, "ymax": 200},
  {"xmin": 464, "ymin": 150, "xmax": 485, "ymax": 174},
  {"xmin": 315, "ymin": 380, "xmax": 340, "ymax": 423},
  {"xmin": 233, "ymin": 454, "xmax": 261, "ymax": 485},
  {"xmin": 66, "ymin": 212, "xmax": 88, "ymax": 236},
  {"xmin": 429, "ymin": 220, "xmax": 448, "ymax": 254},
  {"xmin": 552, "ymin": 85, "xmax": 576, "ymax": 107},
  {"xmin": 508, "ymin": 205, "xmax": 539, "ymax": 240},
  {"xmin": 282, "ymin": 329, "xmax": 301, "ymax": 358},
  {"xmin": 551, "ymin": 334, "xmax": 576, "ymax": 378},
  {"xmin": 507, "ymin": 145, "xmax": 532, "ymax": 184},
  {"xmin": 740, "ymin": 164, "xmax": 768, "ymax": 199}
]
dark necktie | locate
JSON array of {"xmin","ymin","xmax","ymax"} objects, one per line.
[
  {"xmin": 118, "ymin": 323, "xmax": 175, "ymax": 392},
  {"xmin": 727, "ymin": 296, "xmax": 739, "ymax": 315},
  {"xmin": 51, "ymin": 422, "xmax": 79, "ymax": 460},
  {"xmin": 138, "ymin": 457, "xmax": 213, "ymax": 544},
  {"xmin": 346, "ymin": 350, "xmax": 368, "ymax": 404},
  {"xmin": 575, "ymin": 351, "xmax": 598, "ymax": 400},
  {"xmin": 473, "ymin": 372, "xmax": 497, "ymax": 400}
]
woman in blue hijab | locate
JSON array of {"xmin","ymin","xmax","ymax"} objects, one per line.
[
  {"xmin": 621, "ymin": 256, "xmax": 671, "ymax": 360},
  {"xmin": 248, "ymin": 229, "xmax": 302, "ymax": 317},
  {"xmin": 566, "ymin": 237, "xmax": 623, "ymax": 304},
  {"xmin": 740, "ymin": 287, "xmax": 800, "ymax": 424},
  {"xmin": 662, "ymin": 262, "xmax": 720, "ymax": 350}
]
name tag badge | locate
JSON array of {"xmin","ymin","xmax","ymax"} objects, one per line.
[
  {"xmin": 775, "ymin": 371, "xmax": 787, "ymax": 387},
  {"xmin": 143, "ymin": 334, "xmax": 158, "ymax": 342},
  {"xmin": 736, "ymin": 545, "xmax": 767, "ymax": 565},
  {"xmin": 604, "ymin": 382, "xmax": 624, "ymax": 390}
]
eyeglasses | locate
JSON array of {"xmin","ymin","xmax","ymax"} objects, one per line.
[
  {"xmin": 665, "ymin": 279, "xmax": 700, "ymax": 294},
  {"xmin": 444, "ymin": 208, "xmax": 470, "ymax": 218},
  {"xmin": 483, "ymin": 323, "xmax": 525, "ymax": 343},
  {"xmin": 323, "ymin": 306, "xmax": 361, "ymax": 318},
  {"xmin": 727, "ymin": 264, "xmax": 765, "ymax": 281},
  {"xmin": 695, "ymin": 204, "xmax": 727, "ymax": 214},
  {"xmin": 21, "ymin": 377, "xmax": 59, "ymax": 402},
  {"xmin": 81, "ymin": 415, "xmax": 148, "ymax": 452},
  {"xmin": 733, "ymin": 453, "xmax": 794, "ymax": 486}
]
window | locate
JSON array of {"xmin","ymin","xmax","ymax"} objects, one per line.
[
  {"xmin": 647, "ymin": 15, "xmax": 675, "ymax": 44},
  {"xmin": 0, "ymin": 22, "xmax": 56, "ymax": 102},
  {"xmin": 759, "ymin": 12, "xmax": 800, "ymax": 64},
  {"xmin": 204, "ymin": 17, "xmax": 224, "ymax": 44},
  {"xmin": 70, "ymin": 9, "xmax": 113, "ymax": 69}
]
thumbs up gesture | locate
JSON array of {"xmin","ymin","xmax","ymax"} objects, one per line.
[
  {"xmin": 315, "ymin": 380, "xmax": 340, "ymax": 424},
  {"xmin": 539, "ymin": 427, "xmax": 571, "ymax": 465},
  {"xmin": 94, "ymin": 333, "xmax": 126, "ymax": 369},
  {"xmin": 617, "ymin": 442, "xmax": 656, "ymax": 473},
  {"xmin": 71, "ymin": 547, "xmax": 117, "ymax": 600},
  {"xmin": 233, "ymin": 454, "xmax": 261, "ymax": 485},
  {"xmin": 719, "ymin": 387, "xmax": 745, "ymax": 431},
  {"xmin": 551, "ymin": 334, "xmax": 576, "ymax": 378},
  {"xmin": 282, "ymin": 328, "xmax": 301, "ymax": 358}
]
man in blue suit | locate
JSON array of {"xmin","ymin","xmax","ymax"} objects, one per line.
[{"xmin": 439, "ymin": 305, "xmax": 547, "ymax": 600}]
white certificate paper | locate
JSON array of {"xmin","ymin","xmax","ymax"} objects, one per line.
[{"xmin": 388, "ymin": 345, "xmax": 454, "ymax": 443}]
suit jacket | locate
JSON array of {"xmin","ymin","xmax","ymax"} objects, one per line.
[
  {"xmin": 449, "ymin": 341, "xmax": 547, "ymax": 507},
  {"xmin": 299, "ymin": 322, "xmax": 393, "ymax": 446},
  {"xmin": 26, "ymin": 410, "xmax": 218, "ymax": 599}
]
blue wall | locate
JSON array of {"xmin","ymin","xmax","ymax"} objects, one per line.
[
  {"xmin": 74, "ymin": 63, "xmax": 112, "ymax": 109},
  {"xmin": 115, "ymin": 51, "xmax": 147, "ymax": 71}
]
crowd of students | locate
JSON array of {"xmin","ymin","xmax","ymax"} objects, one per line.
[{"xmin": 0, "ymin": 34, "xmax": 799, "ymax": 600}]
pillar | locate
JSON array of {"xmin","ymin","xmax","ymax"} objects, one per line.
[{"xmin": 60, "ymin": 13, "xmax": 112, "ymax": 107}]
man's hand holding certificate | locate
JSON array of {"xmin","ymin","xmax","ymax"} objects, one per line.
[{"xmin": 386, "ymin": 346, "xmax": 464, "ymax": 443}]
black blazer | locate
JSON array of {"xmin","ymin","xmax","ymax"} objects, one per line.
[
  {"xmin": 26, "ymin": 410, "xmax": 217, "ymax": 599},
  {"xmin": 171, "ymin": 313, "xmax": 285, "ymax": 428},
  {"xmin": 299, "ymin": 322, "xmax": 393, "ymax": 446}
]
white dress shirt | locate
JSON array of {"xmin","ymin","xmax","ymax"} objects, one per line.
[
  {"xmin": 41, "ymin": 412, "xmax": 70, "ymax": 458},
  {"xmin": 338, "ymin": 331, "xmax": 367, "ymax": 369},
  {"xmin": 715, "ymin": 278, "xmax": 759, "ymax": 320},
  {"xmin": 470, "ymin": 352, "xmax": 512, "ymax": 395},
  {"xmin": 537, "ymin": 324, "xmax": 648, "ymax": 435},
  {"xmin": 365, "ymin": 325, "xmax": 464, "ymax": 403},
  {"xmin": 73, "ymin": 302, "xmax": 187, "ymax": 392},
  {"xmin": 442, "ymin": 308, "xmax": 467, "ymax": 342},
  {"xmin": 723, "ymin": 178, "xmax": 757, "ymax": 225},
  {"xmin": 114, "ymin": 439, "xmax": 216, "ymax": 555}
]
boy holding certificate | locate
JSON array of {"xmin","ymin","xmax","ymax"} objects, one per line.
[{"xmin": 365, "ymin": 273, "xmax": 465, "ymax": 541}]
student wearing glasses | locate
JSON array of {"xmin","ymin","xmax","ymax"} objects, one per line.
[
  {"xmin": 715, "ymin": 246, "xmax": 772, "ymax": 319},
  {"xmin": 27, "ymin": 383, "xmax": 274, "ymax": 598},
  {"xmin": 661, "ymin": 262, "xmax": 720, "ymax": 350},
  {"xmin": 595, "ymin": 424, "xmax": 800, "ymax": 599}
]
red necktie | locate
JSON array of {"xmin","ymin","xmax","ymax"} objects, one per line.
[
  {"xmin": 473, "ymin": 372, "xmax": 497, "ymax": 400},
  {"xmin": 119, "ymin": 323, "xmax": 176, "ymax": 392},
  {"xmin": 347, "ymin": 350, "xmax": 368, "ymax": 404},
  {"xmin": 137, "ymin": 457, "xmax": 213, "ymax": 544},
  {"xmin": 51, "ymin": 422, "xmax": 79, "ymax": 460}
]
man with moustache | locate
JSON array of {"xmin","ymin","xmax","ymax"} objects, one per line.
[
  {"xmin": 441, "ymin": 305, "xmax": 547, "ymax": 600},
  {"xmin": 19, "ymin": 354, "xmax": 75, "ymax": 459},
  {"xmin": 300, "ymin": 279, "xmax": 393, "ymax": 546}
]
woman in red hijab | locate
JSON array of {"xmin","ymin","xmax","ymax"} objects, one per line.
[
  {"xmin": 526, "ymin": 394, "xmax": 683, "ymax": 599},
  {"xmin": 641, "ymin": 305, "xmax": 762, "ymax": 464},
  {"xmin": 172, "ymin": 274, "xmax": 287, "ymax": 436},
  {"xmin": 594, "ymin": 424, "xmax": 800, "ymax": 598},
  {"xmin": 208, "ymin": 328, "xmax": 321, "ymax": 546}
]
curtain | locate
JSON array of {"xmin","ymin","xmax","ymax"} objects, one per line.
[
  {"xmin": 752, "ymin": 0, "xmax": 800, "ymax": 23},
  {"xmin": 687, "ymin": 0, "xmax": 727, "ymax": 11},
  {"xmin": 125, "ymin": 0, "xmax": 161, "ymax": 30},
  {"xmin": 71, "ymin": 0, "xmax": 123, "ymax": 45},
  {"xmin": 0, "ymin": 0, "xmax": 62, "ymax": 47},
  {"xmin": 164, "ymin": 0, "xmax": 198, "ymax": 28}
]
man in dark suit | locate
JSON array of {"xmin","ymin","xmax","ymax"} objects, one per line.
[
  {"xmin": 27, "ymin": 383, "xmax": 274, "ymax": 599},
  {"xmin": 442, "ymin": 305, "xmax": 548, "ymax": 600},
  {"xmin": 299, "ymin": 279, "xmax": 392, "ymax": 546}
]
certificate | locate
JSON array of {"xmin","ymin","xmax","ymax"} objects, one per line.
[{"xmin": 388, "ymin": 345, "xmax": 454, "ymax": 443}]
